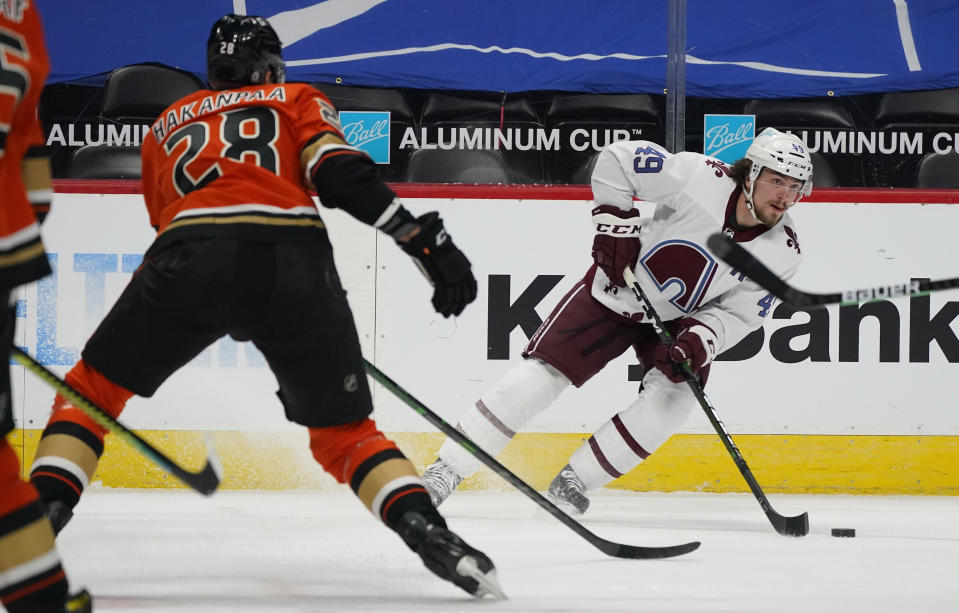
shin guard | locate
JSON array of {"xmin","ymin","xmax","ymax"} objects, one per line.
[
  {"xmin": 309, "ymin": 419, "xmax": 443, "ymax": 530},
  {"xmin": 0, "ymin": 439, "xmax": 69, "ymax": 613},
  {"xmin": 437, "ymin": 358, "xmax": 569, "ymax": 478},
  {"xmin": 30, "ymin": 360, "xmax": 132, "ymax": 513}
]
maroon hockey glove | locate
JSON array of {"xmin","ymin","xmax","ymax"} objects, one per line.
[
  {"xmin": 398, "ymin": 212, "xmax": 478, "ymax": 318},
  {"xmin": 653, "ymin": 318, "xmax": 718, "ymax": 383},
  {"xmin": 591, "ymin": 204, "xmax": 641, "ymax": 287}
]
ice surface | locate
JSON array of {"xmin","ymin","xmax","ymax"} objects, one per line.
[{"xmin": 55, "ymin": 488, "xmax": 958, "ymax": 612}]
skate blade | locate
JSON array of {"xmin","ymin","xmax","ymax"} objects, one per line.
[
  {"xmin": 455, "ymin": 556, "xmax": 507, "ymax": 599},
  {"xmin": 548, "ymin": 495, "xmax": 587, "ymax": 517}
]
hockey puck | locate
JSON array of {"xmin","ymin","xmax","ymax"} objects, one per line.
[{"xmin": 831, "ymin": 528, "xmax": 856, "ymax": 537}]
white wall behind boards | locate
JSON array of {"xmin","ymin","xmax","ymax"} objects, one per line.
[{"xmin": 13, "ymin": 194, "xmax": 958, "ymax": 436}]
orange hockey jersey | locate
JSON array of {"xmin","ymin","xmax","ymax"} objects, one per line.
[
  {"xmin": 0, "ymin": 1, "xmax": 52, "ymax": 287},
  {"xmin": 141, "ymin": 82, "xmax": 388, "ymax": 254}
]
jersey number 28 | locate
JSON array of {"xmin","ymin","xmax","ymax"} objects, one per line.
[{"xmin": 163, "ymin": 107, "xmax": 280, "ymax": 197}]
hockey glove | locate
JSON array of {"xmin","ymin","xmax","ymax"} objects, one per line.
[
  {"xmin": 397, "ymin": 212, "xmax": 478, "ymax": 318},
  {"xmin": 591, "ymin": 205, "xmax": 641, "ymax": 287},
  {"xmin": 653, "ymin": 318, "xmax": 718, "ymax": 383}
]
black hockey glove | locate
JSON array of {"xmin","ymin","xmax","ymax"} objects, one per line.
[{"xmin": 397, "ymin": 212, "xmax": 478, "ymax": 318}]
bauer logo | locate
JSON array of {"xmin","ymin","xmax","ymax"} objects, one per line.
[
  {"xmin": 704, "ymin": 114, "xmax": 755, "ymax": 163},
  {"xmin": 339, "ymin": 111, "xmax": 390, "ymax": 164}
]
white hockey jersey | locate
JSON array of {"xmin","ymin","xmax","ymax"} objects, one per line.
[{"xmin": 589, "ymin": 140, "xmax": 803, "ymax": 353}]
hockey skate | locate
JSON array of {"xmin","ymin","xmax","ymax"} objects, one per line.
[
  {"xmin": 422, "ymin": 459, "xmax": 462, "ymax": 507},
  {"xmin": 397, "ymin": 511, "xmax": 505, "ymax": 599},
  {"xmin": 547, "ymin": 464, "xmax": 590, "ymax": 516}
]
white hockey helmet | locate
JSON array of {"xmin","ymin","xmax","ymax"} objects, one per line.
[
  {"xmin": 741, "ymin": 128, "xmax": 813, "ymax": 224},
  {"xmin": 745, "ymin": 127, "xmax": 814, "ymax": 197}
]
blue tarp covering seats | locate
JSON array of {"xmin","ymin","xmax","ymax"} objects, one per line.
[
  {"xmin": 916, "ymin": 152, "xmax": 959, "ymax": 188},
  {"xmin": 419, "ymin": 92, "xmax": 545, "ymax": 183},
  {"xmin": 39, "ymin": 2, "xmax": 959, "ymax": 98},
  {"xmin": 743, "ymin": 98, "xmax": 864, "ymax": 186},
  {"xmin": 36, "ymin": 3, "xmax": 959, "ymax": 187},
  {"xmin": 406, "ymin": 147, "xmax": 510, "ymax": 184},
  {"xmin": 544, "ymin": 93, "xmax": 662, "ymax": 184},
  {"xmin": 871, "ymin": 87, "xmax": 959, "ymax": 186},
  {"xmin": 314, "ymin": 83, "xmax": 416, "ymax": 181},
  {"xmin": 66, "ymin": 145, "xmax": 142, "ymax": 179}
]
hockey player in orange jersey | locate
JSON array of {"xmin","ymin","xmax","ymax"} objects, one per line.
[
  {"xmin": 29, "ymin": 13, "xmax": 502, "ymax": 600},
  {"xmin": 0, "ymin": 1, "xmax": 92, "ymax": 612}
]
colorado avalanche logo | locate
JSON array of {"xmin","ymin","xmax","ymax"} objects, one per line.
[
  {"xmin": 640, "ymin": 240, "xmax": 718, "ymax": 313},
  {"xmin": 785, "ymin": 226, "xmax": 801, "ymax": 254}
]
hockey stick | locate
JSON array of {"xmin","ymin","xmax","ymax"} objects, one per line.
[
  {"xmin": 12, "ymin": 347, "xmax": 221, "ymax": 496},
  {"xmin": 706, "ymin": 233, "xmax": 959, "ymax": 308},
  {"xmin": 363, "ymin": 359, "xmax": 701, "ymax": 559},
  {"xmin": 623, "ymin": 267, "xmax": 809, "ymax": 537}
]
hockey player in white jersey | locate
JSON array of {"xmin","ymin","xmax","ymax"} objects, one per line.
[{"xmin": 424, "ymin": 128, "xmax": 813, "ymax": 515}]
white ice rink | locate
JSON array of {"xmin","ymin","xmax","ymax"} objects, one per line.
[{"xmin": 55, "ymin": 488, "xmax": 958, "ymax": 613}]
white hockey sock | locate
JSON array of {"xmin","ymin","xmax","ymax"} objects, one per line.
[
  {"xmin": 438, "ymin": 358, "xmax": 570, "ymax": 478},
  {"xmin": 568, "ymin": 369, "xmax": 697, "ymax": 491}
]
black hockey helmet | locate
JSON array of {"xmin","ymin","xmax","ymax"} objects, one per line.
[{"xmin": 207, "ymin": 14, "xmax": 285, "ymax": 88}]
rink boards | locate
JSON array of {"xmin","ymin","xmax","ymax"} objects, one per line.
[{"xmin": 9, "ymin": 191, "xmax": 959, "ymax": 494}]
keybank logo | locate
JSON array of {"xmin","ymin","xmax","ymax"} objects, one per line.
[
  {"xmin": 704, "ymin": 114, "xmax": 755, "ymax": 163},
  {"xmin": 339, "ymin": 111, "xmax": 390, "ymax": 164}
]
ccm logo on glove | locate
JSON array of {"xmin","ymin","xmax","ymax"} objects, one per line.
[{"xmin": 591, "ymin": 204, "xmax": 641, "ymax": 287}]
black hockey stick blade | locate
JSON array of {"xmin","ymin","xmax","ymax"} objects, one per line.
[
  {"xmin": 12, "ymin": 347, "xmax": 221, "ymax": 496},
  {"xmin": 771, "ymin": 509, "xmax": 809, "ymax": 537},
  {"xmin": 707, "ymin": 233, "xmax": 959, "ymax": 307},
  {"xmin": 364, "ymin": 359, "xmax": 700, "ymax": 559},
  {"xmin": 622, "ymin": 267, "xmax": 808, "ymax": 537}
]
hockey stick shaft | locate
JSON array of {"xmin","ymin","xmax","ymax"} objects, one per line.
[
  {"xmin": 12, "ymin": 347, "xmax": 221, "ymax": 495},
  {"xmin": 622, "ymin": 268, "xmax": 808, "ymax": 537},
  {"xmin": 706, "ymin": 233, "xmax": 959, "ymax": 307},
  {"xmin": 363, "ymin": 358, "xmax": 700, "ymax": 559}
]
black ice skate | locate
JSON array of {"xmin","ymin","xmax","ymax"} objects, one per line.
[
  {"xmin": 548, "ymin": 464, "xmax": 590, "ymax": 515},
  {"xmin": 64, "ymin": 588, "xmax": 92, "ymax": 612},
  {"xmin": 397, "ymin": 511, "xmax": 506, "ymax": 599}
]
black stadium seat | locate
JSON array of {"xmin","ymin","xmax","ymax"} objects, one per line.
[
  {"xmin": 405, "ymin": 148, "xmax": 511, "ymax": 184},
  {"xmin": 868, "ymin": 87, "xmax": 959, "ymax": 187},
  {"xmin": 808, "ymin": 151, "xmax": 839, "ymax": 188},
  {"xmin": 743, "ymin": 98, "xmax": 857, "ymax": 129},
  {"xmin": 66, "ymin": 145, "xmax": 142, "ymax": 179},
  {"xmin": 874, "ymin": 87, "xmax": 959, "ymax": 127},
  {"xmin": 101, "ymin": 63, "xmax": 205, "ymax": 122},
  {"xmin": 544, "ymin": 93, "xmax": 663, "ymax": 183},
  {"xmin": 742, "ymin": 98, "xmax": 863, "ymax": 186},
  {"xmin": 568, "ymin": 151, "xmax": 600, "ymax": 185},
  {"xmin": 419, "ymin": 92, "xmax": 545, "ymax": 183},
  {"xmin": 916, "ymin": 151, "xmax": 959, "ymax": 188}
]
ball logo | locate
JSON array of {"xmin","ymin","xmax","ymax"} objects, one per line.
[
  {"xmin": 342, "ymin": 118, "xmax": 389, "ymax": 148},
  {"xmin": 339, "ymin": 111, "xmax": 391, "ymax": 164},
  {"xmin": 703, "ymin": 114, "xmax": 755, "ymax": 164}
]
